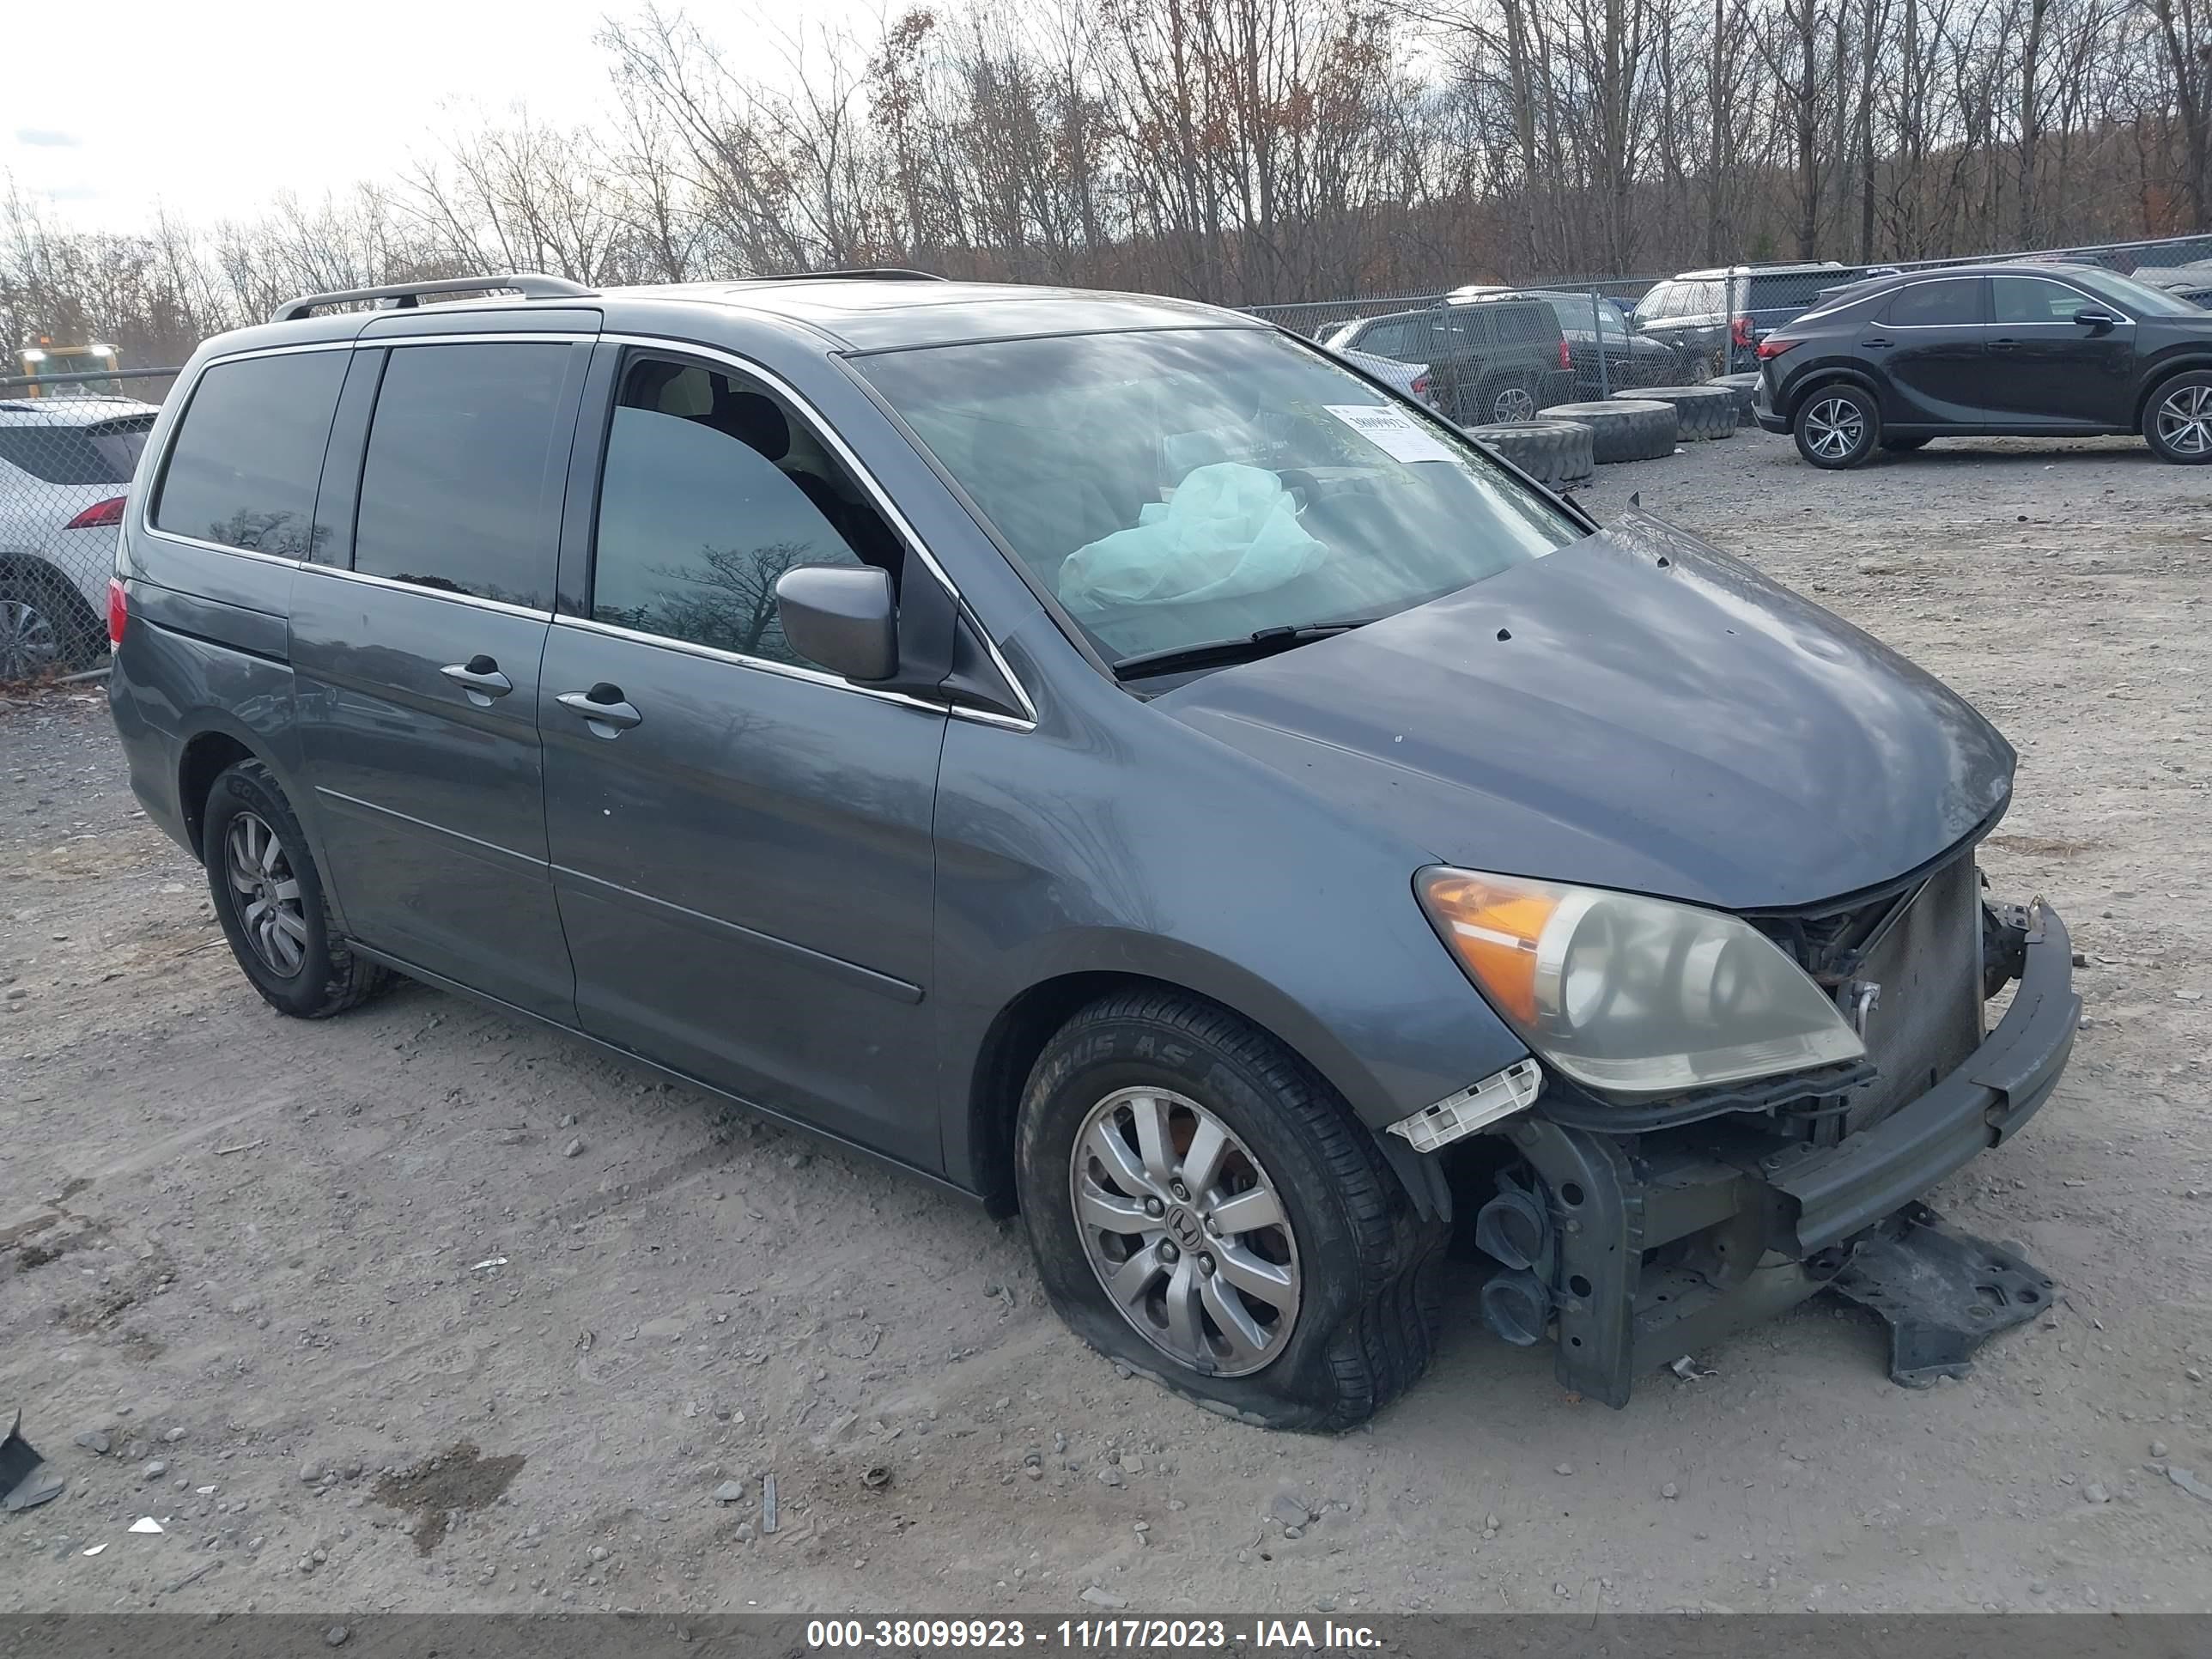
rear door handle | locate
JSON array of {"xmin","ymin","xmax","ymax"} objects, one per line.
[
  {"xmin": 1859, "ymin": 337, "xmax": 1892, "ymax": 349},
  {"xmin": 556, "ymin": 685, "xmax": 643, "ymax": 737},
  {"xmin": 441, "ymin": 655, "xmax": 513, "ymax": 706},
  {"xmin": 1990, "ymin": 337, "xmax": 2021, "ymax": 350}
]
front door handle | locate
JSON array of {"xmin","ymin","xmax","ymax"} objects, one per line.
[
  {"xmin": 441, "ymin": 655, "xmax": 513, "ymax": 706},
  {"xmin": 556, "ymin": 685, "xmax": 643, "ymax": 737},
  {"xmin": 1990, "ymin": 337, "xmax": 2020, "ymax": 350}
]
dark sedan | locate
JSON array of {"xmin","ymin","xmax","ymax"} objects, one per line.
[{"xmin": 1753, "ymin": 261, "xmax": 2212, "ymax": 466}]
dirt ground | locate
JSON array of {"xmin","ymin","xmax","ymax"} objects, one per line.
[{"xmin": 3, "ymin": 428, "xmax": 2209, "ymax": 1616}]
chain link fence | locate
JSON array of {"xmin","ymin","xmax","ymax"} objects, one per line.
[{"xmin": 0, "ymin": 368, "xmax": 177, "ymax": 682}]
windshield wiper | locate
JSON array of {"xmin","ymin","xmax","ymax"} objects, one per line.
[{"xmin": 1110, "ymin": 618, "xmax": 1375, "ymax": 682}]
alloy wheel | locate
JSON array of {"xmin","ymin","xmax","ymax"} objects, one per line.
[
  {"xmin": 0, "ymin": 598, "xmax": 61, "ymax": 682},
  {"xmin": 1070, "ymin": 1086, "xmax": 1302, "ymax": 1377},
  {"xmin": 1802, "ymin": 396, "xmax": 1865, "ymax": 462},
  {"xmin": 2154, "ymin": 384, "xmax": 2212, "ymax": 456},
  {"xmin": 1493, "ymin": 384, "xmax": 1538, "ymax": 422},
  {"xmin": 225, "ymin": 811, "xmax": 309, "ymax": 977}
]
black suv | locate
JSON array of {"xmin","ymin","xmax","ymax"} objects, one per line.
[
  {"xmin": 1631, "ymin": 263, "xmax": 1874, "ymax": 374},
  {"xmin": 1320, "ymin": 301, "xmax": 1571, "ymax": 424},
  {"xmin": 1443, "ymin": 287, "xmax": 1686, "ymax": 396},
  {"xmin": 1753, "ymin": 262, "xmax": 2212, "ymax": 467}
]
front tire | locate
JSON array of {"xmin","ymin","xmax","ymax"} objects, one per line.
[
  {"xmin": 203, "ymin": 759, "xmax": 392, "ymax": 1018},
  {"xmin": 1014, "ymin": 990, "xmax": 1444, "ymax": 1431},
  {"xmin": 2142, "ymin": 371, "xmax": 2212, "ymax": 464},
  {"xmin": 1794, "ymin": 383, "xmax": 1880, "ymax": 468}
]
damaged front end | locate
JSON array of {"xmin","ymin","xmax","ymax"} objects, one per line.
[{"xmin": 1441, "ymin": 854, "xmax": 2077, "ymax": 1406}]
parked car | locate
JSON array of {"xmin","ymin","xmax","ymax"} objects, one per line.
[
  {"xmin": 1631, "ymin": 262, "xmax": 1875, "ymax": 374},
  {"xmin": 1327, "ymin": 343, "xmax": 1438, "ymax": 410},
  {"xmin": 1445, "ymin": 286, "xmax": 1686, "ymax": 395},
  {"xmin": 1753, "ymin": 261, "xmax": 2212, "ymax": 467},
  {"xmin": 112, "ymin": 270, "xmax": 2077, "ymax": 1424},
  {"xmin": 2130, "ymin": 260, "xmax": 2212, "ymax": 309},
  {"xmin": 1319, "ymin": 301, "xmax": 1571, "ymax": 424},
  {"xmin": 0, "ymin": 394, "xmax": 155, "ymax": 677}
]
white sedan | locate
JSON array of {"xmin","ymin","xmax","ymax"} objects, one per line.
[{"xmin": 1326, "ymin": 344, "xmax": 1438, "ymax": 410}]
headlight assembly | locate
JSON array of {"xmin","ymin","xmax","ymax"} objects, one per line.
[{"xmin": 1415, "ymin": 866, "xmax": 1864, "ymax": 1099}]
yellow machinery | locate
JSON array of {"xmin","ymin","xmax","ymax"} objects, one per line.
[{"xmin": 15, "ymin": 337, "xmax": 123, "ymax": 396}]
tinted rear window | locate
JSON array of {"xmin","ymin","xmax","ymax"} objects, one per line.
[
  {"xmin": 352, "ymin": 343, "xmax": 570, "ymax": 609},
  {"xmin": 1491, "ymin": 304, "xmax": 1555, "ymax": 343},
  {"xmin": 154, "ymin": 354, "xmax": 347, "ymax": 556},
  {"xmin": 1355, "ymin": 320, "xmax": 1409, "ymax": 358},
  {"xmin": 0, "ymin": 416, "xmax": 152, "ymax": 485}
]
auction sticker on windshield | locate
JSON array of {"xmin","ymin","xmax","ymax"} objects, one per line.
[{"xmin": 1323, "ymin": 403, "xmax": 1457, "ymax": 464}]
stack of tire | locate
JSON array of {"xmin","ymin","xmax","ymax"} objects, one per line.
[
  {"xmin": 1711, "ymin": 372, "xmax": 1761, "ymax": 427},
  {"xmin": 1623, "ymin": 385, "xmax": 1738, "ymax": 441},
  {"xmin": 1462, "ymin": 419, "xmax": 1595, "ymax": 490},
  {"xmin": 1534, "ymin": 398, "xmax": 1677, "ymax": 465}
]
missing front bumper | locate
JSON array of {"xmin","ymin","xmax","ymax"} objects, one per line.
[{"xmin": 1494, "ymin": 899, "xmax": 2077, "ymax": 1407}]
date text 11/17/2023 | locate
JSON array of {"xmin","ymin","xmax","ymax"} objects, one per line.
[{"xmin": 804, "ymin": 1618, "xmax": 1385, "ymax": 1650}]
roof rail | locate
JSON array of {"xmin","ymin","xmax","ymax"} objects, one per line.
[
  {"xmin": 752, "ymin": 268, "xmax": 948, "ymax": 283},
  {"xmin": 270, "ymin": 273, "xmax": 593, "ymax": 324}
]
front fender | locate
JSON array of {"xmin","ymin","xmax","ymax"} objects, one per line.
[{"xmin": 931, "ymin": 690, "xmax": 1531, "ymax": 1188}]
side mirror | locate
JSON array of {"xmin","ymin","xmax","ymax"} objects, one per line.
[
  {"xmin": 774, "ymin": 564, "xmax": 897, "ymax": 683},
  {"xmin": 2073, "ymin": 308, "xmax": 2118, "ymax": 332}
]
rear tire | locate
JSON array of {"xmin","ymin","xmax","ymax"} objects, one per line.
[
  {"xmin": 203, "ymin": 759, "xmax": 392, "ymax": 1018},
  {"xmin": 1792, "ymin": 382, "xmax": 1881, "ymax": 469},
  {"xmin": 1015, "ymin": 990, "xmax": 1446, "ymax": 1431},
  {"xmin": 2142, "ymin": 370, "xmax": 2212, "ymax": 464},
  {"xmin": 0, "ymin": 565, "xmax": 102, "ymax": 681},
  {"xmin": 1536, "ymin": 398, "xmax": 1677, "ymax": 464},
  {"xmin": 1483, "ymin": 374, "xmax": 1542, "ymax": 425}
]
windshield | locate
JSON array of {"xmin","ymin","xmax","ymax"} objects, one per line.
[
  {"xmin": 2086, "ymin": 270, "xmax": 2209, "ymax": 317},
  {"xmin": 854, "ymin": 327, "xmax": 1577, "ymax": 665}
]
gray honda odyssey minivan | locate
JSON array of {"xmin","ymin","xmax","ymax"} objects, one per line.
[{"xmin": 108, "ymin": 271, "xmax": 2078, "ymax": 1425}]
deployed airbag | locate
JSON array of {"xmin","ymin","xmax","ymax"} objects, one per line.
[{"xmin": 1059, "ymin": 463, "xmax": 1327, "ymax": 614}]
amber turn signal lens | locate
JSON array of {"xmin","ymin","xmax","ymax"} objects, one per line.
[{"xmin": 1415, "ymin": 871, "xmax": 1563, "ymax": 1025}]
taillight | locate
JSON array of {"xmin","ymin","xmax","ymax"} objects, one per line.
[
  {"xmin": 1755, "ymin": 337, "xmax": 1801, "ymax": 361},
  {"xmin": 106, "ymin": 578, "xmax": 128, "ymax": 649},
  {"xmin": 1558, "ymin": 337, "xmax": 1572, "ymax": 369},
  {"xmin": 66, "ymin": 495, "xmax": 126, "ymax": 530},
  {"xmin": 1730, "ymin": 315, "xmax": 1755, "ymax": 348}
]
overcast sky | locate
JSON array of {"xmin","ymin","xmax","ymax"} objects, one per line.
[{"xmin": 8, "ymin": 0, "xmax": 876, "ymax": 233}]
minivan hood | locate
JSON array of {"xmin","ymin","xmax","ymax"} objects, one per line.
[{"xmin": 1158, "ymin": 512, "xmax": 2013, "ymax": 912}]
